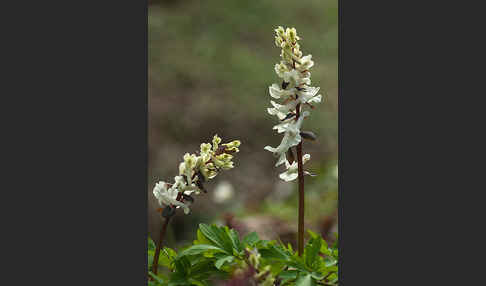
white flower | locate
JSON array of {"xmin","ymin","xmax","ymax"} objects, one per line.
[
  {"xmin": 279, "ymin": 154, "xmax": 311, "ymax": 181},
  {"xmin": 264, "ymin": 111, "xmax": 309, "ymax": 166},
  {"xmin": 153, "ymin": 181, "xmax": 190, "ymax": 214},
  {"xmin": 298, "ymin": 86, "xmax": 322, "ymax": 104},
  {"xmin": 274, "ymin": 63, "xmax": 289, "ymax": 78},
  {"xmin": 267, "ymin": 100, "xmax": 298, "ymax": 120},
  {"xmin": 266, "ymin": 27, "xmax": 321, "ymax": 181},
  {"xmin": 282, "ymin": 70, "xmax": 300, "ymax": 86},
  {"xmin": 268, "ymin": 83, "xmax": 295, "ymax": 99},
  {"xmin": 297, "ymin": 55, "xmax": 314, "ymax": 71}
]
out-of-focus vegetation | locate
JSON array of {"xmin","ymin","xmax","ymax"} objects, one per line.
[{"xmin": 149, "ymin": 0, "xmax": 338, "ymax": 249}]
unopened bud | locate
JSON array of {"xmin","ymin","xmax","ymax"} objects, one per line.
[
  {"xmin": 182, "ymin": 194, "xmax": 194, "ymax": 203},
  {"xmin": 286, "ymin": 148, "xmax": 295, "ymax": 164},
  {"xmin": 281, "ymin": 81, "xmax": 289, "ymax": 89},
  {"xmin": 300, "ymin": 131, "xmax": 317, "ymax": 141}
]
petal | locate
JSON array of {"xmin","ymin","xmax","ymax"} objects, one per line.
[
  {"xmin": 302, "ymin": 154, "xmax": 311, "ymax": 164},
  {"xmin": 279, "ymin": 171, "xmax": 299, "ymax": 182},
  {"xmin": 269, "ymin": 84, "xmax": 282, "ymax": 99},
  {"xmin": 308, "ymin": 94, "xmax": 322, "ymax": 104},
  {"xmin": 264, "ymin": 146, "xmax": 276, "ymax": 152},
  {"xmin": 275, "ymin": 152, "xmax": 287, "ymax": 167}
]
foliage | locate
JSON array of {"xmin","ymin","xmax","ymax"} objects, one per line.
[{"xmin": 149, "ymin": 224, "xmax": 338, "ymax": 285}]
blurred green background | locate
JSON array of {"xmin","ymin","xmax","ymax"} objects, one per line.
[{"xmin": 149, "ymin": 0, "xmax": 338, "ymax": 248}]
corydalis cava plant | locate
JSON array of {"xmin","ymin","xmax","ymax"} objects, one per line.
[
  {"xmin": 264, "ymin": 26, "xmax": 321, "ymax": 181},
  {"xmin": 153, "ymin": 135, "xmax": 240, "ymax": 216},
  {"xmin": 264, "ymin": 26, "xmax": 322, "ymax": 256},
  {"xmin": 150, "ymin": 135, "xmax": 240, "ymax": 276}
]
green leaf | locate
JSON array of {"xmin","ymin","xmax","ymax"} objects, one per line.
[
  {"xmin": 177, "ymin": 244, "xmax": 226, "ymax": 258},
  {"xmin": 259, "ymin": 245, "xmax": 290, "ymax": 261},
  {"xmin": 188, "ymin": 278, "xmax": 208, "ymax": 286},
  {"xmin": 242, "ymin": 231, "xmax": 259, "ymax": 247},
  {"xmin": 148, "ymin": 237, "xmax": 156, "ymax": 251},
  {"xmin": 319, "ymin": 239, "xmax": 328, "ymax": 254},
  {"xmin": 279, "ymin": 270, "xmax": 299, "ymax": 279},
  {"xmin": 226, "ymin": 227, "xmax": 242, "ymax": 254},
  {"xmin": 295, "ymin": 274, "xmax": 316, "ymax": 286},
  {"xmin": 305, "ymin": 237, "xmax": 322, "ymax": 269},
  {"xmin": 214, "ymin": 255, "xmax": 234, "ymax": 269},
  {"xmin": 310, "ymin": 272, "xmax": 324, "ymax": 280},
  {"xmin": 159, "ymin": 247, "xmax": 177, "ymax": 269},
  {"xmin": 287, "ymin": 242, "xmax": 294, "ymax": 253},
  {"xmin": 167, "ymin": 276, "xmax": 189, "ymax": 286},
  {"xmin": 148, "ymin": 250, "xmax": 154, "ymax": 268},
  {"xmin": 279, "ymin": 269, "xmax": 298, "ymax": 285},
  {"xmin": 199, "ymin": 224, "xmax": 233, "ymax": 253},
  {"xmin": 174, "ymin": 256, "xmax": 191, "ymax": 276},
  {"xmin": 194, "ymin": 229, "xmax": 212, "ymax": 245},
  {"xmin": 324, "ymin": 256, "xmax": 337, "ymax": 267},
  {"xmin": 332, "ymin": 233, "xmax": 338, "ymax": 248},
  {"xmin": 307, "ymin": 230, "xmax": 319, "ymax": 239},
  {"xmin": 148, "ymin": 271, "xmax": 166, "ymax": 284}
]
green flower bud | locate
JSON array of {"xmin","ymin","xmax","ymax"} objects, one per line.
[
  {"xmin": 286, "ymin": 27, "xmax": 299, "ymax": 43},
  {"xmin": 228, "ymin": 140, "xmax": 241, "ymax": 147},
  {"xmin": 183, "ymin": 153, "xmax": 197, "ymax": 169},
  {"xmin": 200, "ymin": 143, "xmax": 212, "ymax": 155},
  {"xmin": 275, "ymin": 26, "xmax": 285, "ymax": 37},
  {"xmin": 212, "ymin": 134, "xmax": 222, "ymax": 151},
  {"xmin": 178, "ymin": 162, "xmax": 186, "ymax": 175},
  {"xmin": 221, "ymin": 161, "xmax": 234, "ymax": 170},
  {"xmin": 217, "ymin": 153, "xmax": 233, "ymax": 162}
]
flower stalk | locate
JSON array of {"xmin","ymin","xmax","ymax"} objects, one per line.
[
  {"xmin": 151, "ymin": 216, "xmax": 170, "ymax": 276},
  {"xmin": 295, "ymin": 104, "xmax": 306, "ymax": 256},
  {"xmin": 265, "ymin": 26, "xmax": 322, "ymax": 256}
]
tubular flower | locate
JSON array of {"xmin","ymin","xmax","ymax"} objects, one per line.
[
  {"xmin": 152, "ymin": 135, "xmax": 240, "ymax": 215},
  {"xmin": 265, "ymin": 26, "xmax": 322, "ymax": 179},
  {"xmin": 279, "ymin": 154, "xmax": 311, "ymax": 182},
  {"xmin": 153, "ymin": 181, "xmax": 191, "ymax": 214}
]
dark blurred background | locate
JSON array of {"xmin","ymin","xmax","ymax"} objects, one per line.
[{"xmin": 148, "ymin": 0, "xmax": 338, "ymax": 248}]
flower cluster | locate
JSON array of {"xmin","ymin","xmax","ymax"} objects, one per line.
[
  {"xmin": 153, "ymin": 135, "xmax": 240, "ymax": 216},
  {"xmin": 264, "ymin": 26, "xmax": 322, "ymax": 181}
]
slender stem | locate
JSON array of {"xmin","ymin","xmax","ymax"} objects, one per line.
[
  {"xmin": 295, "ymin": 103, "xmax": 305, "ymax": 256},
  {"xmin": 151, "ymin": 216, "xmax": 171, "ymax": 277}
]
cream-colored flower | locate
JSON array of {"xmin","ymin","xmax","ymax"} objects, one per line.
[
  {"xmin": 265, "ymin": 111, "xmax": 308, "ymax": 166},
  {"xmin": 267, "ymin": 100, "xmax": 298, "ymax": 120},
  {"xmin": 279, "ymin": 154, "xmax": 311, "ymax": 182},
  {"xmin": 266, "ymin": 27, "xmax": 321, "ymax": 172},
  {"xmin": 268, "ymin": 83, "xmax": 295, "ymax": 99},
  {"xmin": 298, "ymin": 86, "xmax": 322, "ymax": 104}
]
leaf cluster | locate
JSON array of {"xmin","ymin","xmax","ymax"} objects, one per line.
[{"xmin": 148, "ymin": 224, "xmax": 338, "ymax": 286}]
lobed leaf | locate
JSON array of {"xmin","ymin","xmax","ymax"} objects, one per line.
[
  {"xmin": 295, "ymin": 274, "xmax": 317, "ymax": 286},
  {"xmin": 242, "ymin": 231, "xmax": 260, "ymax": 247},
  {"xmin": 177, "ymin": 244, "xmax": 227, "ymax": 258},
  {"xmin": 214, "ymin": 255, "xmax": 235, "ymax": 269}
]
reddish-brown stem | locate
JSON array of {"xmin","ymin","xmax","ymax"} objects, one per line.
[
  {"xmin": 295, "ymin": 103, "xmax": 305, "ymax": 256},
  {"xmin": 151, "ymin": 216, "xmax": 171, "ymax": 277}
]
